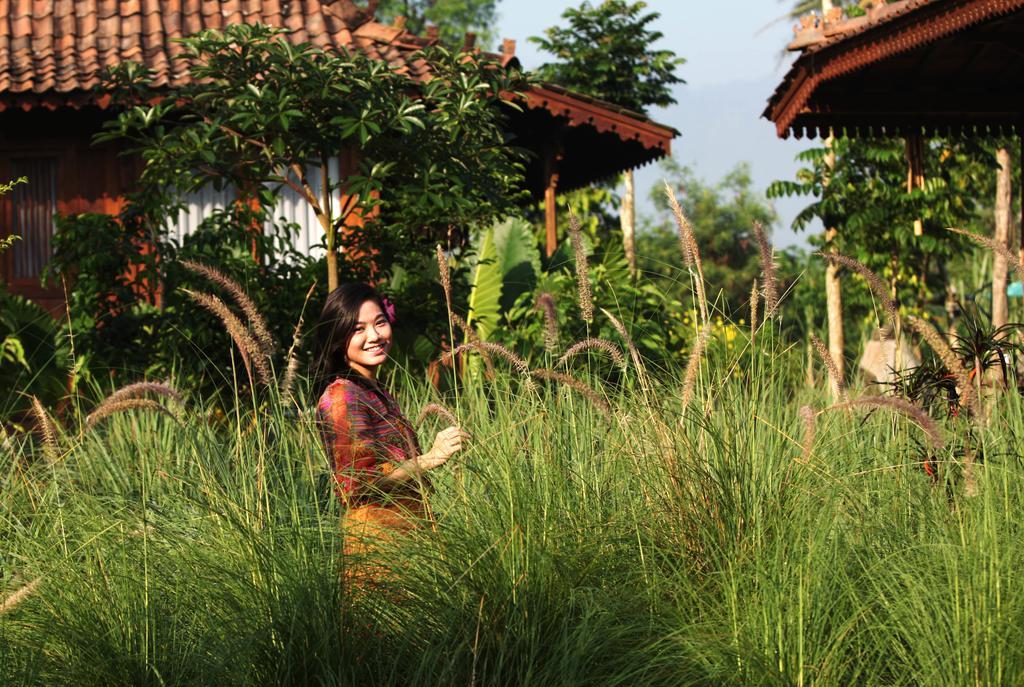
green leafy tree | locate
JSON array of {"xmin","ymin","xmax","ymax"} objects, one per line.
[
  {"xmin": 641, "ymin": 161, "xmax": 777, "ymax": 316},
  {"xmin": 376, "ymin": 0, "xmax": 500, "ymax": 47},
  {"xmin": 531, "ymin": 1, "xmax": 683, "ymax": 112},
  {"xmin": 100, "ymin": 23, "xmax": 527, "ymax": 292},
  {"xmin": 530, "ymin": 0, "xmax": 684, "ymax": 278},
  {"xmin": 768, "ymin": 137, "xmax": 993, "ymax": 326}
]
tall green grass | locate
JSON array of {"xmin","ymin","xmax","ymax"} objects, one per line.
[{"xmin": 1, "ymin": 319, "xmax": 1022, "ymax": 686}]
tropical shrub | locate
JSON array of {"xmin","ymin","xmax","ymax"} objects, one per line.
[
  {"xmin": 0, "ymin": 289, "xmax": 71, "ymax": 424},
  {"xmin": 48, "ymin": 203, "xmax": 323, "ymax": 400}
]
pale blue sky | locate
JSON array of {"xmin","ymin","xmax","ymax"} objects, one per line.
[{"xmin": 495, "ymin": 0, "xmax": 818, "ymax": 247}]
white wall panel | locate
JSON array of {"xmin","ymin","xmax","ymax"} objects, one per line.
[{"xmin": 166, "ymin": 158, "xmax": 341, "ymax": 261}]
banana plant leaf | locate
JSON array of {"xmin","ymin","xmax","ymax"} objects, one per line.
[{"xmin": 466, "ymin": 218, "xmax": 540, "ymax": 341}]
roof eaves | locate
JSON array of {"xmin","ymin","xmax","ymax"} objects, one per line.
[{"xmin": 765, "ymin": 0, "xmax": 1024, "ymax": 138}]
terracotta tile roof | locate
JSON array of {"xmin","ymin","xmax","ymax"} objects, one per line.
[
  {"xmin": 0, "ymin": 0, "xmax": 437, "ymax": 109},
  {"xmin": 0, "ymin": 0, "xmax": 678, "ymax": 177}
]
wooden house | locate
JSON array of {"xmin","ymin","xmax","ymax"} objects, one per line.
[{"xmin": 0, "ymin": 0, "xmax": 677, "ymax": 314}]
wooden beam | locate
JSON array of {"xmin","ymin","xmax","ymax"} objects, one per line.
[{"xmin": 543, "ymin": 142, "xmax": 561, "ymax": 258}]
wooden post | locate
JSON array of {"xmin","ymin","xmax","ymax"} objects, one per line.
[
  {"xmin": 993, "ymin": 147, "xmax": 1012, "ymax": 334},
  {"xmin": 621, "ymin": 169, "xmax": 637, "ymax": 279},
  {"xmin": 905, "ymin": 133, "xmax": 925, "ymax": 236},
  {"xmin": 543, "ymin": 142, "xmax": 562, "ymax": 258}
]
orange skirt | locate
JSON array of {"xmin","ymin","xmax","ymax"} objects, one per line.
[{"xmin": 341, "ymin": 497, "xmax": 429, "ymax": 586}]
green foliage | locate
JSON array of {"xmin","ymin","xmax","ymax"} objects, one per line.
[
  {"xmin": 785, "ymin": 0, "xmax": 865, "ymax": 20},
  {"xmin": 99, "ymin": 23, "xmax": 528, "ymax": 284},
  {"xmin": 767, "ymin": 137, "xmax": 995, "ymax": 319},
  {"xmin": 530, "ymin": 0, "xmax": 685, "ymax": 113},
  {"xmin": 501, "ymin": 225, "xmax": 694, "ymax": 370},
  {"xmin": 0, "ymin": 289, "xmax": 71, "ymax": 422},
  {"xmin": 466, "ymin": 217, "xmax": 540, "ymax": 341},
  {"xmin": 641, "ymin": 160, "xmax": 778, "ymax": 316},
  {"xmin": 46, "ymin": 203, "xmax": 323, "ymax": 398},
  {"xmin": 0, "ymin": 178, "xmax": 26, "ymax": 254},
  {"xmin": 376, "ymin": 0, "xmax": 500, "ymax": 47}
]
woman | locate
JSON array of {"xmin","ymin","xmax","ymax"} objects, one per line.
[{"xmin": 314, "ymin": 283, "xmax": 466, "ymax": 555}]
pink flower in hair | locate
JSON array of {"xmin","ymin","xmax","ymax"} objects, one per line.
[{"xmin": 381, "ymin": 296, "xmax": 397, "ymax": 323}]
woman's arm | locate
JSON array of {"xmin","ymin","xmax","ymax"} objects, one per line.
[{"xmin": 378, "ymin": 426, "xmax": 468, "ymax": 485}]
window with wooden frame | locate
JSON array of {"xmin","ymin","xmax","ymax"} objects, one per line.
[{"xmin": 8, "ymin": 157, "xmax": 58, "ymax": 283}]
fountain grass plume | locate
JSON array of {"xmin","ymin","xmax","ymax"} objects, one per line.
[
  {"xmin": 906, "ymin": 315, "xmax": 980, "ymax": 419},
  {"xmin": 664, "ymin": 182, "xmax": 709, "ymax": 322},
  {"xmin": 30, "ymin": 396, "xmax": 59, "ymax": 459},
  {"xmin": 530, "ymin": 368, "xmax": 612, "ymax": 419},
  {"xmin": 183, "ymin": 289, "xmax": 271, "ymax": 386},
  {"xmin": 825, "ymin": 395, "xmax": 945, "ymax": 450},
  {"xmin": 567, "ymin": 212, "xmax": 593, "ymax": 323},
  {"xmin": 818, "ymin": 252, "xmax": 898, "ymax": 328},
  {"xmin": 436, "ymin": 244, "xmax": 452, "ymax": 313},
  {"xmin": 557, "ymin": 338, "xmax": 626, "ymax": 369},
  {"xmin": 86, "ymin": 398, "xmax": 183, "ymax": 430},
  {"xmin": 753, "ymin": 222, "xmax": 780, "ymax": 318},
  {"xmin": 450, "ymin": 312, "xmax": 478, "ymax": 343},
  {"xmin": 600, "ymin": 308, "xmax": 651, "ymax": 392},
  {"xmin": 799, "ymin": 405, "xmax": 815, "ymax": 464},
  {"xmin": 681, "ymin": 323, "xmax": 711, "ymax": 409},
  {"xmin": 100, "ymin": 381, "xmax": 183, "ymax": 407},
  {"xmin": 416, "ymin": 402, "xmax": 459, "ymax": 427},
  {"xmin": 664, "ymin": 181, "xmax": 697, "ymax": 269},
  {"xmin": 0, "ymin": 577, "xmax": 39, "ymax": 615},
  {"xmin": 749, "ymin": 278, "xmax": 759, "ymax": 336},
  {"xmin": 810, "ymin": 332, "xmax": 846, "ymax": 402},
  {"xmin": 535, "ymin": 292, "xmax": 559, "ymax": 353},
  {"xmin": 443, "ymin": 341, "xmax": 535, "ymax": 391},
  {"xmin": 949, "ymin": 227, "xmax": 1024, "ymax": 284},
  {"xmin": 281, "ymin": 281, "xmax": 317, "ymax": 402},
  {"xmin": 181, "ymin": 260, "xmax": 275, "ymax": 356},
  {"xmin": 449, "ymin": 312, "xmax": 496, "ymax": 378}
]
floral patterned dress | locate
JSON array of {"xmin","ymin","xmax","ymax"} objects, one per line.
[{"xmin": 317, "ymin": 378, "xmax": 427, "ymax": 551}]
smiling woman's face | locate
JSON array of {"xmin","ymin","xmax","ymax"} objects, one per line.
[{"xmin": 345, "ymin": 299, "xmax": 392, "ymax": 379}]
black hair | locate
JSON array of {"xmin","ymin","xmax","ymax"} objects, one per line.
[{"xmin": 312, "ymin": 282, "xmax": 388, "ymax": 400}]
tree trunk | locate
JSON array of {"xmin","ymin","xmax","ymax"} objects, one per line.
[
  {"xmin": 326, "ymin": 249, "xmax": 339, "ymax": 292},
  {"xmin": 823, "ymin": 134, "xmax": 845, "ymax": 396},
  {"xmin": 825, "ymin": 232, "xmax": 844, "ymax": 390},
  {"xmin": 621, "ymin": 169, "xmax": 637, "ymax": 279},
  {"xmin": 993, "ymin": 147, "xmax": 1012, "ymax": 334}
]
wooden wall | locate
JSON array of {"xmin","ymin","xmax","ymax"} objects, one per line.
[{"xmin": 0, "ymin": 107, "xmax": 138, "ymax": 315}]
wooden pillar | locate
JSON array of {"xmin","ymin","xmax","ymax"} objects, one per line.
[
  {"xmin": 993, "ymin": 147, "xmax": 1012, "ymax": 333},
  {"xmin": 905, "ymin": 133, "xmax": 925, "ymax": 236},
  {"xmin": 543, "ymin": 142, "xmax": 562, "ymax": 258}
]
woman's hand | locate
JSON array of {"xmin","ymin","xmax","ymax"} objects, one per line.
[
  {"xmin": 420, "ymin": 426, "xmax": 468, "ymax": 470},
  {"xmin": 382, "ymin": 426, "xmax": 468, "ymax": 485}
]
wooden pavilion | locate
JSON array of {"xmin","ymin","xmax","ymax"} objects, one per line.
[
  {"xmin": 764, "ymin": 0, "xmax": 1024, "ymax": 372},
  {"xmin": 0, "ymin": 0, "xmax": 676, "ymax": 313},
  {"xmin": 764, "ymin": 0, "xmax": 1024, "ymax": 219},
  {"xmin": 765, "ymin": 0, "xmax": 1024, "ymax": 141}
]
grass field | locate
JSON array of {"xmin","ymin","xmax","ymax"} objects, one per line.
[{"xmin": 2, "ymin": 307, "xmax": 1022, "ymax": 686}]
